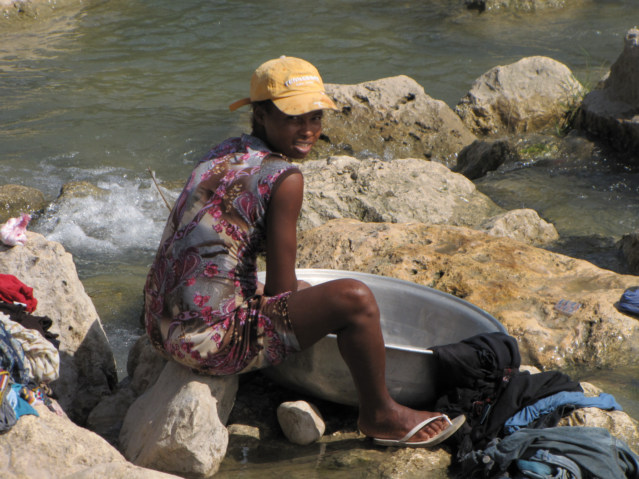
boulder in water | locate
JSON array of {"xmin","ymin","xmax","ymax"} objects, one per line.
[
  {"xmin": 576, "ymin": 28, "xmax": 639, "ymax": 163},
  {"xmin": 314, "ymin": 76, "xmax": 476, "ymax": 165},
  {"xmin": 456, "ymin": 56, "xmax": 584, "ymax": 136}
]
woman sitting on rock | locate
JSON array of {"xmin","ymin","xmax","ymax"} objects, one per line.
[{"xmin": 143, "ymin": 55, "xmax": 465, "ymax": 447}]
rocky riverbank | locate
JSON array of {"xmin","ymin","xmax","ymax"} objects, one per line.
[{"xmin": 2, "ymin": 25, "xmax": 639, "ymax": 479}]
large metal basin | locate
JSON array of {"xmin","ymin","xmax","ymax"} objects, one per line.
[{"xmin": 259, "ymin": 269, "xmax": 506, "ymax": 408}]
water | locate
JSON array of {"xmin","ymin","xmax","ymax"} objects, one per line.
[{"xmin": 3, "ymin": 0, "xmax": 639, "ymax": 474}]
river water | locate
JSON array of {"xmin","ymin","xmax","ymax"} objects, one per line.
[{"xmin": 2, "ymin": 0, "xmax": 639, "ymax": 475}]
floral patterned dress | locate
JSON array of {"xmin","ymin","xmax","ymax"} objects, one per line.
[{"xmin": 144, "ymin": 134, "xmax": 301, "ymax": 375}]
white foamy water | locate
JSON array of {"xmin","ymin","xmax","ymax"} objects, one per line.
[{"xmin": 35, "ymin": 179, "xmax": 175, "ymax": 259}]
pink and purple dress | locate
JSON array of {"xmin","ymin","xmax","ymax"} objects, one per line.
[{"xmin": 144, "ymin": 134, "xmax": 301, "ymax": 375}]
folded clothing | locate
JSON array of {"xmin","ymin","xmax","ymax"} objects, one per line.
[{"xmin": 0, "ymin": 313, "xmax": 59, "ymax": 383}]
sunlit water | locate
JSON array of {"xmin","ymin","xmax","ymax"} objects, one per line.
[{"xmin": 2, "ymin": 0, "xmax": 639, "ymax": 473}]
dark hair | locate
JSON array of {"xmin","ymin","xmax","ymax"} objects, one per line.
[{"xmin": 251, "ymin": 100, "xmax": 276, "ymax": 137}]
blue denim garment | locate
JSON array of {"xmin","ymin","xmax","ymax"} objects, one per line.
[
  {"xmin": 516, "ymin": 458, "xmax": 554, "ymax": 478},
  {"xmin": 516, "ymin": 449, "xmax": 582, "ymax": 479},
  {"xmin": 0, "ymin": 321, "xmax": 28, "ymax": 384},
  {"xmin": 504, "ymin": 391, "xmax": 622, "ymax": 434},
  {"xmin": 461, "ymin": 426, "xmax": 639, "ymax": 479}
]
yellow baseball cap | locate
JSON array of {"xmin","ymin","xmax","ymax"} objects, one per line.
[{"xmin": 229, "ymin": 56, "xmax": 337, "ymax": 115}]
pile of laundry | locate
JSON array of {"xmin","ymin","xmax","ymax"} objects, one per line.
[
  {"xmin": 0, "ymin": 273, "xmax": 64, "ymax": 434},
  {"xmin": 431, "ymin": 332, "xmax": 639, "ymax": 479}
]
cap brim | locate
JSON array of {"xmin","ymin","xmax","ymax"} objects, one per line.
[
  {"xmin": 272, "ymin": 91, "xmax": 338, "ymax": 116},
  {"xmin": 229, "ymin": 97, "xmax": 251, "ymax": 112}
]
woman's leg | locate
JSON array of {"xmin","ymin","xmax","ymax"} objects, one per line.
[{"xmin": 286, "ymin": 278, "xmax": 449, "ymax": 443}]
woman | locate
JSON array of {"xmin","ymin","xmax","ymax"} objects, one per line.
[{"xmin": 144, "ymin": 56, "xmax": 465, "ymax": 447}]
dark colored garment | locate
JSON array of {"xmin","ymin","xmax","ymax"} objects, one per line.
[
  {"xmin": 0, "ymin": 302, "xmax": 60, "ymax": 349},
  {"xmin": 472, "ymin": 370, "xmax": 582, "ymax": 446},
  {"xmin": 459, "ymin": 426, "xmax": 639, "ymax": 479},
  {"xmin": 432, "ymin": 332, "xmax": 521, "ymax": 391},
  {"xmin": 527, "ymin": 403, "xmax": 577, "ymax": 431},
  {"xmin": 431, "ymin": 332, "xmax": 520, "ymax": 424},
  {"xmin": 617, "ymin": 286, "xmax": 639, "ymax": 316},
  {"xmin": 0, "ymin": 274, "xmax": 37, "ymax": 313},
  {"xmin": 431, "ymin": 332, "xmax": 581, "ymax": 456}
]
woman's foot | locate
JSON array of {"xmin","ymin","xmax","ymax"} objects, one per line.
[{"xmin": 358, "ymin": 404, "xmax": 460, "ymax": 446}]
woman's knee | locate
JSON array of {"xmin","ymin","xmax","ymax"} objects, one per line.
[{"xmin": 331, "ymin": 278, "xmax": 379, "ymax": 320}]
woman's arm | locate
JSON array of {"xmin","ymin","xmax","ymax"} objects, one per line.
[{"xmin": 264, "ymin": 170, "xmax": 304, "ymax": 296}]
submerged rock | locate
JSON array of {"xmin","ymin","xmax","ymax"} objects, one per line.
[
  {"xmin": 453, "ymin": 139, "xmax": 520, "ymax": 179},
  {"xmin": 0, "ymin": 0, "xmax": 89, "ymax": 19},
  {"xmin": 58, "ymin": 180, "xmax": 108, "ymax": 201},
  {"xmin": 465, "ymin": 0, "xmax": 582, "ymax": 12},
  {"xmin": 0, "ymin": 184, "xmax": 46, "ymax": 224}
]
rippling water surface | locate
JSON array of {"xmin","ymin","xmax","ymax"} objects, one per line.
[{"xmin": 2, "ymin": 0, "xmax": 639, "ymax": 473}]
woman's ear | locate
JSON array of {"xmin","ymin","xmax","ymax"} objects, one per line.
[{"xmin": 253, "ymin": 104, "xmax": 267, "ymax": 127}]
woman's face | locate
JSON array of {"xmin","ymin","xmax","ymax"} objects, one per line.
[{"xmin": 255, "ymin": 105, "xmax": 323, "ymax": 159}]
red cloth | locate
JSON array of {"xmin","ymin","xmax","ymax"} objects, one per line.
[{"xmin": 0, "ymin": 274, "xmax": 37, "ymax": 313}]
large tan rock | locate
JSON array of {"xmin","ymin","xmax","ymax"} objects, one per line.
[
  {"xmin": 0, "ymin": 404, "xmax": 180, "ymax": 479},
  {"xmin": 456, "ymin": 56, "xmax": 584, "ymax": 136},
  {"xmin": 479, "ymin": 208, "xmax": 559, "ymax": 245},
  {"xmin": 88, "ymin": 335, "xmax": 168, "ymax": 446},
  {"xmin": 313, "ymin": 76, "xmax": 476, "ymax": 165},
  {"xmin": 296, "ymin": 219, "xmax": 639, "ymax": 370},
  {"xmin": 119, "ymin": 361, "xmax": 238, "ymax": 478},
  {"xmin": 299, "ymin": 156, "xmax": 503, "ymax": 231},
  {"xmin": 0, "ymin": 232, "xmax": 116, "ymax": 424},
  {"xmin": 576, "ymin": 28, "xmax": 639, "ymax": 162}
]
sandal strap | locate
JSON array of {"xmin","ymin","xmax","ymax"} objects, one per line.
[{"xmin": 399, "ymin": 414, "xmax": 452, "ymax": 443}]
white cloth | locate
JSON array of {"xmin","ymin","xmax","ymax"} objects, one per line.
[
  {"xmin": 0, "ymin": 213, "xmax": 31, "ymax": 246},
  {"xmin": 0, "ymin": 313, "xmax": 59, "ymax": 383}
]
